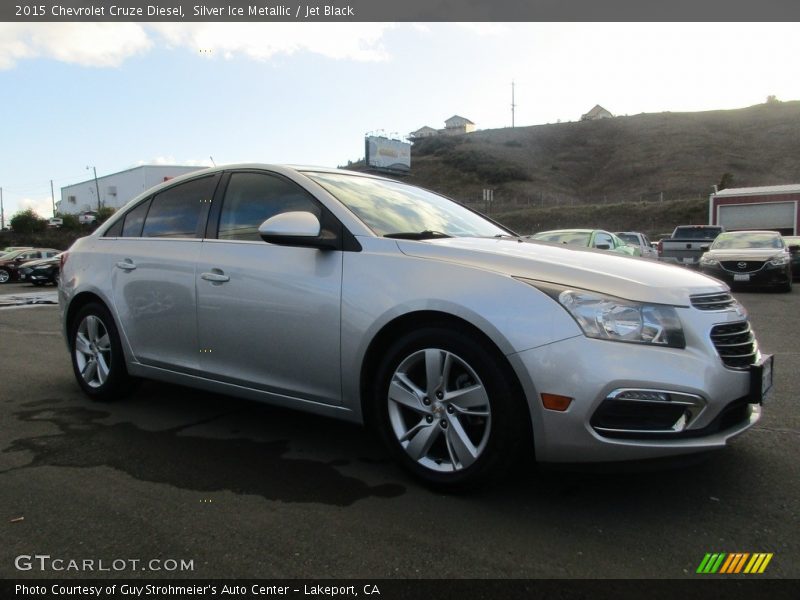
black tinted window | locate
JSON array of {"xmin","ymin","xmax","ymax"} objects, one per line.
[
  {"xmin": 105, "ymin": 217, "xmax": 124, "ymax": 237},
  {"xmin": 142, "ymin": 177, "xmax": 216, "ymax": 238},
  {"xmin": 121, "ymin": 199, "xmax": 151, "ymax": 238},
  {"xmin": 218, "ymin": 173, "xmax": 321, "ymax": 241}
]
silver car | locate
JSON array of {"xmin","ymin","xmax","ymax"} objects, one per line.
[{"xmin": 59, "ymin": 165, "xmax": 772, "ymax": 489}]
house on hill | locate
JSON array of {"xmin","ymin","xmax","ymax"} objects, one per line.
[
  {"xmin": 410, "ymin": 115, "xmax": 477, "ymax": 139},
  {"xmin": 444, "ymin": 115, "xmax": 476, "ymax": 135},
  {"xmin": 409, "ymin": 126, "xmax": 439, "ymax": 139},
  {"xmin": 581, "ymin": 105, "xmax": 614, "ymax": 121}
]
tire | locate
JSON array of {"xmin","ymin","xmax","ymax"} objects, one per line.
[
  {"xmin": 69, "ymin": 302, "xmax": 132, "ymax": 401},
  {"xmin": 373, "ymin": 326, "xmax": 529, "ymax": 490},
  {"xmin": 0, "ymin": 269, "xmax": 9, "ymax": 284}
]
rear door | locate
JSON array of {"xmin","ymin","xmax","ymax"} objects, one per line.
[{"xmin": 109, "ymin": 173, "xmax": 219, "ymax": 372}]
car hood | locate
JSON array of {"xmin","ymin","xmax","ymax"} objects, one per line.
[
  {"xmin": 397, "ymin": 237, "xmax": 725, "ymax": 306},
  {"xmin": 706, "ymin": 248, "xmax": 785, "ymax": 261}
]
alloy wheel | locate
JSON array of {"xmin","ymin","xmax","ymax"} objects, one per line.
[
  {"xmin": 387, "ymin": 348, "xmax": 492, "ymax": 473},
  {"xmin": 74, "ymin": 315, "xmax": 112, "ymax": 389}
]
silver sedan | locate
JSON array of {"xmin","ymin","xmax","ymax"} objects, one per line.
[{"xmin": 59, "ymin": 165, "xmax": 770, "ymax": 489}]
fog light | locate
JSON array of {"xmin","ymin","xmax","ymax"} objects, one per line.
[
  {"xmin": 615, "ymin": 390, "xmax": 671, "ymax": 402},
  {"xmin": 541, "ymin": 393, "xmax": 573, "ymax": 411}
]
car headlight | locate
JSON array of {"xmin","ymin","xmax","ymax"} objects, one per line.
[
  {"xmin": 699, "ymin": 254, "xmax": 717, "ymax": 266},
  {"xmin": 520, "ymin": 280, "xmax": 686, "ymax": 348},
  {"xmin": 768, "ymin": 254, "xmax": 789, "ymax": 266}
]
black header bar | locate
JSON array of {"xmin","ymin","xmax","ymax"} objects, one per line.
[{"xmin": 4, "ymin": 1, "xmax": 800, "ymax": 22}]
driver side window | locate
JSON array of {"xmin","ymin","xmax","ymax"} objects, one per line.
[{"xmin": 217, "ymin": 172, "xmax": 321, "ymax": 242}]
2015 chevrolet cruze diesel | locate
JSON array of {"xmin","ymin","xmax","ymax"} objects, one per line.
[{"xmin": 59, "ymin": 165, "xmax": 773, "ymax": 488}]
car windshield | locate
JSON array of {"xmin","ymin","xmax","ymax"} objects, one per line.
[
  {"xmin": 674, "ymin": 227, "xmax": 722, "ymax": 239},
  {"xmin": 711, "ymin": 232, "xmax": 784, "ymax": 249},
  {"xmin": 305, "ymin": 172, "xmax": 510, "ymax": 238},
  {"xmin": 531, "ymin": 231, "xmax": 592, "ymax": 246},
  {"xmin": 616, "ymin": 233, "xmax": 639, "ymax": 244},
  {"xmin": 1, "ymin": 249, "xmax": 27, "ymax": 260}
]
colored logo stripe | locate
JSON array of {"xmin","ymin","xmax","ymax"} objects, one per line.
[{"xmin": 697, "ymin": 553, "xmax": 773, "ymax": 574}]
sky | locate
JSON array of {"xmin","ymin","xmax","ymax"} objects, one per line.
[{"xmin": 1, "ymin": 21, "xmax": 799, "ymax": 220}]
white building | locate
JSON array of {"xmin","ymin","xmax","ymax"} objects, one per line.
[
  {"xmin": 58, "ymin": 165, "xmax": 206, "ymax": 215},
  {"xmin": 580, "ymin": 105, "xmax": 614, "ymax": 121}
]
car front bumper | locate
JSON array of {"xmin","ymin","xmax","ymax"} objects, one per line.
[
  {"xmin": 507, "ymin": 306, "xmax": 764, "ymax": 463},
  {"xmin": 700, "ymin": 263, "xmax": 790, "ymax": 287}
]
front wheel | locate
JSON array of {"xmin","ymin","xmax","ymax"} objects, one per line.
[
  {"xmin": 0, "ymin": 269, "xmax": 10, "ymax": 284},
  {"xmin": 373, "ymin": 327, "xmax": 529, "ymax": 490},
  {"xmin": 69, "ymin": 302, "xmax": 132, "ymax": 401}
]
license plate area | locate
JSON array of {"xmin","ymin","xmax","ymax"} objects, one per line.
[
  {"xmin": 749, "ymin": 354, "xmax": 774, "ymax": 404},
  {"xmin": 734, "ymin": 273, "xmax": 750, "ymax": 282}
]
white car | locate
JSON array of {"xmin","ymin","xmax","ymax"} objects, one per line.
[
  {"xmin": 78, "ymin": 211, "xmax": 98, "ymax": 225},
  {"xmin": 59, "ymin": 165, "xmax": 771, "ymax": 489},
  {"xmin": 616, "ymin": 231, "xmax": 659, "ymax": 259}
]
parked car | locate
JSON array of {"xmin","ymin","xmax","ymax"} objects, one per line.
[
  {"xmin": 0, "ymin": 248, "xmax": 60, "ymax": 283},
  {"xmin": 783, "ymin": 236, "xmax": 800, "ymax": 280},
  {"xmin": 48, "ymin": 217, "xmax": 64, "ymax": 228},
  {"xmin": 699, "ymin": 231, "xmax": 791, "ymax": 292},
  {"xmin": 658, "ymin": 225, "xmax": 725, "ymax": 268},
  {"xmin": 18, "ymin": 254, "xmax": 61, "ymax": 286},
  {"xmin": 615, "ymin": 231, "xmax": 658, "ymax": 259},
  {"xmin": 79, "ymin": 211, "xmax": 99, "ymax": 226},
  {"xmin": 60, "ymin": 165, "xmax": 771, "ymax": 489},
  {"xmin": 2, "ymin": 246, "xmax": 33, "ymax": 253},
  {"xmin": 527, "ymin": 229, "xmax": 637, "ymax": 256}
]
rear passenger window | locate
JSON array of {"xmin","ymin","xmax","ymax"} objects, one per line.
[
  {"xmin": 217, "ymin": 173, "xmax": 321, "ymax": 241},
  {"xmin": 122, "ymin": 199, "xmax": 151, "ymax": 238},
  {"xmin": 142, "ymin": 176, "xmax": 217, "ymax": 238}
]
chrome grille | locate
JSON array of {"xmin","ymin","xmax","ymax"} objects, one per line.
[
  {"xmin": 690, "ymin": 292, "xmax": 735, "ymax": 311},
  {"xmin": 710, "ymin": 321, "xmax": 757, "ymax": 369},
  {"xmin": 720, "ymin": 260, "xmax": 765, "ymax": 273}
]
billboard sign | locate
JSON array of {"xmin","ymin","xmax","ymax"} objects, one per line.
[{"xmin": 365, "ymin": 136, "xmax": 411, "ymax": 172}]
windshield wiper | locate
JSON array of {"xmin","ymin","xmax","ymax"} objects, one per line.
[{"xmin": 384, "ymin": 230, "xmax": 453, "ymax": 240}]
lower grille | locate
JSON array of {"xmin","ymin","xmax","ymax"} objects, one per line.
[{"xmin": 710, "ymin": 321, "xmax": 757, "ymax": 369}]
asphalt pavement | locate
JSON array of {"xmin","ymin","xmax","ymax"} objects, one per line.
[{"xmin": 0, "ymin": 281, "xmax": 797, "ymax": 580}]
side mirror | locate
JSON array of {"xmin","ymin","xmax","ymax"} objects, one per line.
[
  {"xmin": 258, "ymin": 211, "xmax": 338, "ymax": 250},
  {"xmin": 595, "ymin": 243, "xmax": 611, "ymax": 250},
  {"xmin": 700, "ymin": 244, "xmax": 710, "ymax": 251}
]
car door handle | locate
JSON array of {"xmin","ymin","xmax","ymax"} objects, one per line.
[
  {"xmin": 201, "ymin": 271, "xmax": 230, "ymax": 283},
  {"xmin": 116, "ymin": 260, "xmax": 137, "ymax": 271}
]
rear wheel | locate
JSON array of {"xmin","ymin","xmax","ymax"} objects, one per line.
[
  {"xmin": 69, "ymin": 302, "xmax": 132, "ymax": 401},
  {"xmin": 374, "ymin": 326, "xmax": 528, "ymax": 490},
  {"xmin": 0, "ymin": 269, "xmax": 9, "ymax": 284}
]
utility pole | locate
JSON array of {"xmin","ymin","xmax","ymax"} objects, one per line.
[
  {"xmin": 50, "ymin": 180, "xmax": 56, "ymax": 217},
  {"xmin": 88, "ymin": 166, "xmax": 101, "ymax": 211},
  {"xmin": 511, "ymin": 80, "xmax": 516, "ymax": 128}
]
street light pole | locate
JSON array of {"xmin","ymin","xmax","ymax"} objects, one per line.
[{"xmin": 87, "ymin": 166, "xmax": 101, "ymax": 212}]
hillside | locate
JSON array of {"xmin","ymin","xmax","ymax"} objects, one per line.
[{"xmin": 354, "ymin": 101, "xmax": 800, "ymax": 235}]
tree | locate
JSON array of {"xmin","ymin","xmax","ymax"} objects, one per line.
[
  {"xmin": 718, "ymin": 172, "xmax": 735, "ymax": 191},
  {"xmin": 766, "ymin": 95, "xmax": 780, "ymax": 104},
  {"xmin": 60, "ymin": 214, "xmax": 81, "ymax": 231},
  {"xmin": 10, "ymin": 208, "xmax": 47, "ymax": 234},
  {"xmin": 97, "ymin": 206, "xmax": 117, "ymax": 224}
]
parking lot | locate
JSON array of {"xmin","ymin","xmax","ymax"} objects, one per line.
[{"xmin": 1, "ymin": 281, "xmax": 798, "ymax": 580}]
